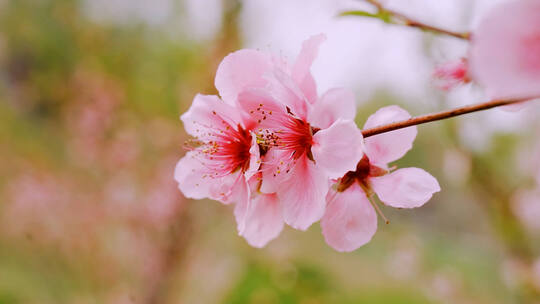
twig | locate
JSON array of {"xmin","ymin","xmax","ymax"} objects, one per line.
[
  {"xmin": 362, "ymin": 0, "xmax": 470, "ymax": 40},
  {"xmin": 361, "ymin": 98, "xmax": 535, "ymax": 138},
  {"xmin": 145, "ymin": 206, "xmax": 192, "ymax": 304}
]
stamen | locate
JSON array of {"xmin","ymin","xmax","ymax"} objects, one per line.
[{"xmin": 367, "ymin": 194, "xmax": 390, "ymax": 224}]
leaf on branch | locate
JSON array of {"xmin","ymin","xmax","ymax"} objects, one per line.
[{"xmin": 338, "ymin": 10, "xmax": 393, "ymax": 23}]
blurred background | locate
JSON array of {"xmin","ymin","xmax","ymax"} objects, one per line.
[{"xmin": 0, "ymin": 0, "xmax": 539, "ymax": 303}]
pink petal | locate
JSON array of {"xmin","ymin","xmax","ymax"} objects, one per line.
[
  {"xmin": 245, "ymin": 134, "xmax": 261, "ymax": 180},
  {"xmin": 321, "ymin": 184, "xmax": 378, "ymax": 252},
  {"xmin": 174, "ymin": 152, "xmax": 241, "ymax": 203},
  {"xmin": 211, "ymin": 172, "xmax": 244, "ymax": 204},
  {"xmin": 279, "ymin": 156, "xmax": 329, "ymax": 230},
  {"xmin": 260, "ymin": 149, "xmax": 294, "ymax": 194},
  {"xmin": 363, "ymin": 106, "xmax": 417, "ymax": 166},
  {"xmin": 297, "ymin": 73, "xmax": 317, "ymax": 105},
  {"xmin": 432, "ymin": 59, "xmax": 470, "ymax": 91},
  {"xmin": 235, "ymin": 192, "xmax": 284, "ymax": 248},
  {"xmin": 174, "ymin": 152, "xmax": 213, "ymax": 200},
  {"xmin": 232, "ymin": 178, "xmax": 251, "ymax": 233},
  {"xmin": 312, "ymin": 119, "xmax": 363, "ymax": 179},
  {"xmin": 469, "ymin": 0, "xmax": 540, "ymax": 100},
  {"xmin": 500, "ymin": 99, "xmax": 536, "ymax": 112},
  {"xmin": 214, "ymin": 49, "xmax": 273, "ymax": 105},
  {"xmin": 308, "ymin": 88, "xmax": 357, "ymax": 129},
  {"xmin": 180, "ymin": 94, "xmax": 242, "ymax": 139},
  {"xmin": 267, "ymin": 69, "xmax": 310, "ymax": 120},
  {"xmin": 237, "ymin": 88, "xmax": 289, "ymax": 130},
  {"xmin": 370, "ymin": 167, "xmax": 440, "ymax": 208},
  {"xmin": 292, "ymin": 34, "xmax": 326, "ymax": 103}
]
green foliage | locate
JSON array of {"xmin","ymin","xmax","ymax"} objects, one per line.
[
  {"xmin": 339, "ymin": 10, "xmax": 392, "ymax": 23},
  {"xmin": 224, "ymin": 260, "xmax": 432, "ymax": 304}
]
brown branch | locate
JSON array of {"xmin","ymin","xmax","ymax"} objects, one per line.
[
  {"xmin": 364, "ymin": 0, "xmax": 470, "ymax": 40},
  {"xmin": 361, "ymin": 98, "xmax": 535, "ymax": 138},
  {"xmin": 145, "ymin": 206, "xmax": 192, "ymax": 304}
]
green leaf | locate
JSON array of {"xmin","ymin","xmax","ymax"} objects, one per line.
[
  {"xmin": 339, "ymin": 10, "xmax": 394, "ymax": 24},
  {"xmin": 339, "ymin": 10, "xmax": 379, "ymax": 18}
]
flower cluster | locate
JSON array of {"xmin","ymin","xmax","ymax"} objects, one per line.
[{"xmin": 175, "ymin": 35, "xmax": 440, "ymax": 251}]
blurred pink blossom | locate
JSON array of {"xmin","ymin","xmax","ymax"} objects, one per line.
[
  {"xmin": 532, "ymin": 258, "xmax": 540, "ymax": 291},
  {"xmin": 432, "ymin": 58, "xmax": 470, "ymax": 91},
  {"xmin": 500, "ymin": 258, "xmax": 528, "ymax": 289},
  {"xmin": 469, "ymin": 0, "xmax": 540, "ymax": 101},
  {"xmin": 106, "ymin": 128, "xmax": 141, "ymax": 168},
  {"xmin": 511, "ymin": 189, "xmax": 540, "ymax": 233},
  {"xmin": 143, "ymin": 157, "xmax": 183, "ymax": 227},
  {"xmin": 66, "ymin": 69, "xmax": 123, "ymax": 165},
  {"xmin": 321, "ymin": 106, "xmax": 440, "ymax": 252},
  {"xmin": 2, "ymin": 169, "xmax": 103, "ymax": 254}
]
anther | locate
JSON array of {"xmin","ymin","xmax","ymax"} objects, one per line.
[{"xmin": 368, "ymin": 195, "xmax": 390, "ymax": 224}]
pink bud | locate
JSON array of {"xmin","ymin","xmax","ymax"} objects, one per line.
[{"xmin": 432, "ymin": 58, "xmax": 470, "ymax": 91}]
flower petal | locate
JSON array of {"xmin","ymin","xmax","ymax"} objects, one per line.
[
  {"xmin": 292, "ymin": 34, "xmax": 326, "ymax": 103},
  {"xmin": 174, "ymin": 152, "xmax": 244, "ymax": 204},
  {"xmin": 469, "ymin": 0, "xmax": 540, "ymax": 100},
  {"xmin": 312, "ymin": 119, "xmax": 363, "ymax": 179},
  {"xmin": 267, "ymin": 69, "xmax": 310, "ymax": 120},
  {"xmin": 245, "ymin": 134, "xmax": 261, "ymax": 180},
  {"xmin": 174, "ymin": 152, "xmax": 213, "ymax": 200},
  {"xmin": 235, "ymin": 192, "xmax": 284, "ymax": 248},
  {"xmin": 180, "ymin": 94, "xmax": 241, "ymax": 139},
  {"xmin": 214, "ymin": 49, "xmax": 272, "ymax": 105},
  {"xmin": 237, "ymin": 88, "xmax": 289, "ymax": 130},
  {"xmin": 363, "ymin": 105, "xmax": 417, "ymax": 166},
  {"xmin": 279, "ymin": 156, "xmax": 328, "ymax": 230},
  {"xmin": 321, "ymin": 184, "xmax": 378, "ymax": 252},
  {"xmin": 309, "ymin": 88, "xmax": 357, "ymax": 129},
  {"xmin": 211, "ymin": 172, "xmax": 244, "ymax": 204},
  {"xmin": 260, "ymin": 149, "xmax": 294, "ymax": 194},
  {"xmin": 233, "ymin": 178, "xmax": 250, "ymax": 233},
  {"xmin": 370, "ymin": 167, "xmax": 440, "ymax": 208},
  {"xmin": 500, "ymin": 100, "xmax": 535, "ymax": 112}
]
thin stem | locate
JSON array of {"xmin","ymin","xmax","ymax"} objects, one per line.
[
  {"xmin": 361, "ymin": 98, "xmax": 535, "ymax": 138},
  {"xmin": 364, "ymin": 0, "xmax": 470, "ymax": 40},
  {"xmin": 367, "ymin": 194, "xmax": 390, "ymax": 225}
]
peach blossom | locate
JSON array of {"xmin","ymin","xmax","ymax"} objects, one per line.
[{"xmin": 322, "ymin": 106, "xmax": 440, "ymax": 252}]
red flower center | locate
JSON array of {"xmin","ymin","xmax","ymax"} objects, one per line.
[
  {"xmin": 191, "ymin": 123, "xmax": 253, "ymax": 177},
  {"xmin": 277, "ymin": 116, "xmax": 313, "ymax": 159},
  {"xmin": 337, "ymin": 155, "xmax": 387, "ymax": 192}
]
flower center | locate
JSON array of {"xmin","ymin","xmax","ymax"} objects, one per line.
[
  {"xmin": 336, "ymin": 155, "xmax": 387, "ymax": 192},
  {"xmin": 280, "ymin": 117, "xmax": 313, "ymax": 159},
  {"xmin": 189, "ymin": 123, "xmax": 253, "ymax": 177},
  {"xmin": 256, "ymin": 113, "xmax": 314, "ymax": 160}
]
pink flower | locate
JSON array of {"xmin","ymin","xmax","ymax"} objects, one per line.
[
  {"xmin": 432, "ymin": 58, "xmax": 470, "ymax": 91},
  {"xmin": 174, "ymin": 94, "xmax": 259, "ymax": 204},
  {"xmin": 469, "ymin": 0, "xmax": 540, "ymax": 101},
  {"xmin": 226, "ymin": 35, "xmax": 364, "ymax": 231},
  {"xmin": 321, "ymin": 106, "xmax": 440, "ymax": 252}
]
